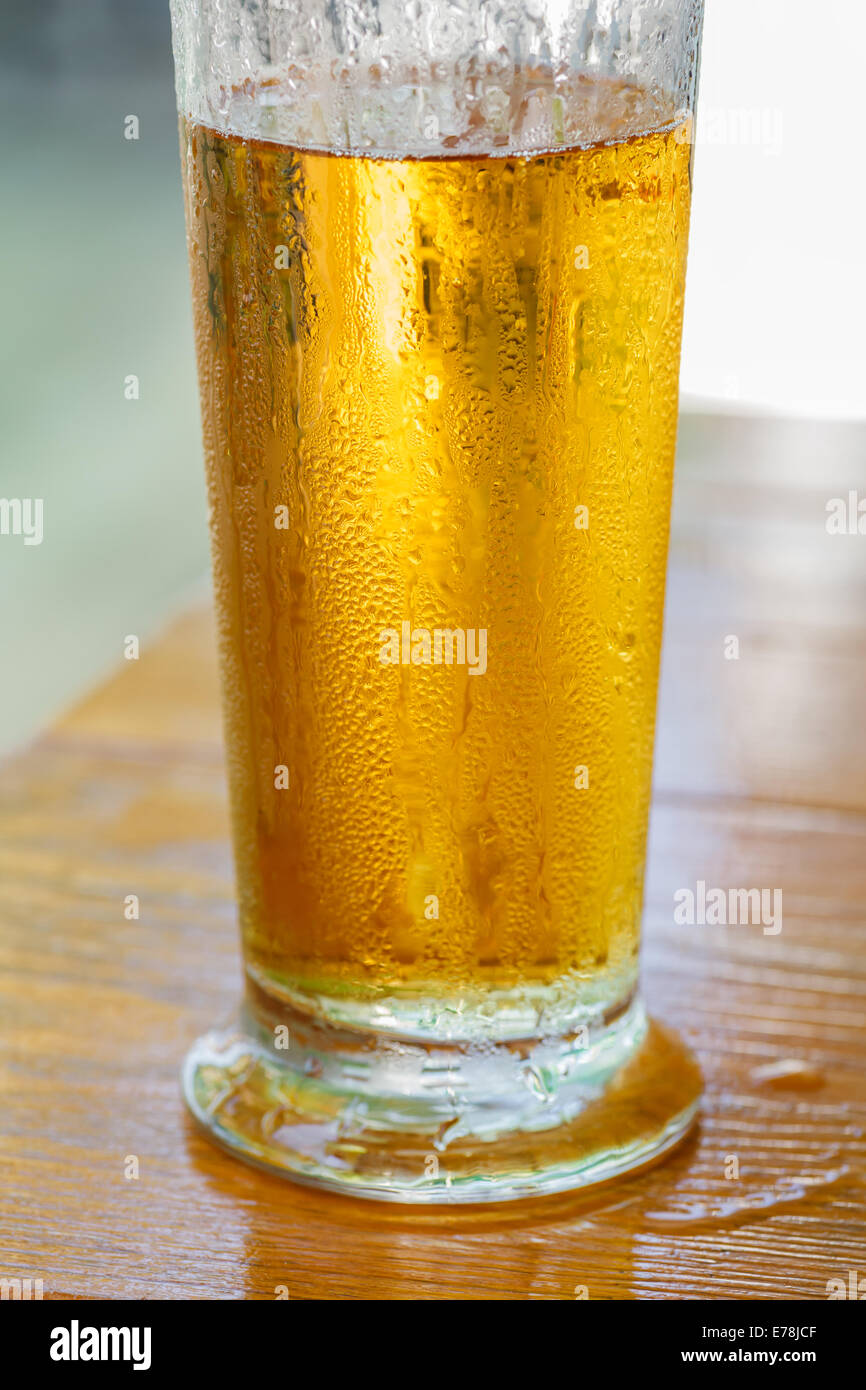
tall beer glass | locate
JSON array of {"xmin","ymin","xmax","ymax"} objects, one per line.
[{"xmin": 173, "ymin": 0, "xmax": 705, "ymax": 1202}]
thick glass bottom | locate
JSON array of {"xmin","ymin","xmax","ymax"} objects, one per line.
[
  {"xmin": 244, "ymin": 956, "xmax": 641, "ymax": 1042},
  {"xmin": 182, "ymin": 990, "xmax": 701, "ymax": 1203}
]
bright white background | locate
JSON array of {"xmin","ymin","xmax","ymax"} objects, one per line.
[{"xmin": 682, "ymin": 0, "xmax": 866, "ymax": 418}]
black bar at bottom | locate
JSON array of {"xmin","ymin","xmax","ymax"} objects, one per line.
[{"xmin": 6, "ymin": 1296, "xmax": 862, "ymax": 1374}]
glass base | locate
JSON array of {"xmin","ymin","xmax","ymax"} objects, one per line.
[
  {"xmin": 184, "ymin": 989, "xmax": 706, "ymax": 1206},
  {"xmin": 182, "ymin": 994, "xmax": 701, "ymax": 1204}
]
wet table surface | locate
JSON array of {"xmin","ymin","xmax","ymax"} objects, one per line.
[{"xmin": 1, "ymin": 413, "xmax": 864, "ymax": 1300}]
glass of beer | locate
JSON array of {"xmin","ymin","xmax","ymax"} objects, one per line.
[{"xmin": 172, "ymin": 0, "xmax": 705, "ymax": 1202}]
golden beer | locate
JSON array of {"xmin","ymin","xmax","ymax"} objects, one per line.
[{"xmin": 180, "ymin": 82, "xmax": 692, "ymax": 1041}]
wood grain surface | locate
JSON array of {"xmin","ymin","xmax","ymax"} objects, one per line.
[{"xmin": 1, "ymin": 413, "xmax": 864, "ymax": 1300}]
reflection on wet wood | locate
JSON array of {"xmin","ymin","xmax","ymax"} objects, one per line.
[{"xmin": 0, "ymin": 413, "xmax": 864, "ymax": 1299}]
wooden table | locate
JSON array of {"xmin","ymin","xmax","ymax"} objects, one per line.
[{"xmin": 2, "ymin": 413, "xmax": 864, "ymax": 1300}]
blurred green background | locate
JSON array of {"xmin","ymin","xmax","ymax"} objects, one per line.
[{"xmin": 0, "ymin": 1, "xmax": 206, "ymax": 755}]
